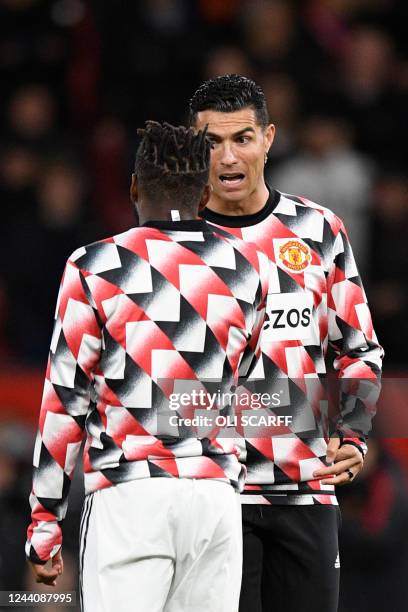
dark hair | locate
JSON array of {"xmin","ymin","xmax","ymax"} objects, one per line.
[
  {"xmin": 135, "ymin": 121, "xmax": 210, "ymax": 208},
  {"xmin": 189, "ymin": 74, "xmax": 269, "ymax": 128}
]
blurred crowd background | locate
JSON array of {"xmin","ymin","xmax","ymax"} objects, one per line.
[{"xmin": 0, "ymin": 1, "xmax": 407, "ymax": 610}]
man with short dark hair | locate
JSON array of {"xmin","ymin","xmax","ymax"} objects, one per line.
[
  {"xmin": 189, "ymin": 75, "xmax": 383, "ymax": 612},
  {"xmin": 26, "ymin": 121, "xmax": 270, "ymax": 612}
]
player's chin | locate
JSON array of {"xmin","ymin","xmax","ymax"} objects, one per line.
[{"xmin": 217, "ymin": 185, "xmax": 249, "ymax": 201}]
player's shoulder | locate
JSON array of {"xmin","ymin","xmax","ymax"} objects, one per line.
[
  {"xmin": 66, "ymin": 226, "xmax": 147, "ymax": 268},
  {"xmin": 211, "ymin": 227, "xmax": 269, "ymax": 276},
  {"xmin": 211, "ymin": 224, "xmax": 256, "ymax": 251},
  {"xmin": 277, "ymin": 190, "xmax": 346, "ymax": 236}
]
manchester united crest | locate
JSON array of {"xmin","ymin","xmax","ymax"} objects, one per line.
[{"xmin": 279, "ymin": 240, "xmax": 311, "ymax": 273}]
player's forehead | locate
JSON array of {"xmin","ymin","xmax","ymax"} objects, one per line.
[{"xmin": 195, "ymin": 108, "xmax": 260, "ymax": 137}]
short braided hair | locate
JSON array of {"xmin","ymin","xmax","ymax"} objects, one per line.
[{"xmin": 135, "ymin": 121, "xmax": 210, "ymax": 207}]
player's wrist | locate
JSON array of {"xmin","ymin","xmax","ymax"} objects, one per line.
[{"xmin": 335, "ymin": 430, "xmax": 367, "ymax": 458}]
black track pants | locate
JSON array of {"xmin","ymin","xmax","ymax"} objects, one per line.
[{"xmin": 239, "ymin": 504, "xmax": 341, "ymax": 612}]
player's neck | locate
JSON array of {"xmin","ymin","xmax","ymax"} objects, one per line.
[
  {"xmin": 138, "ymin": 208, "xmax": 198, "ymax": 224},
  {"xmin": 207, "ymin": 182, "xmax": 269, "ymax": 216}
]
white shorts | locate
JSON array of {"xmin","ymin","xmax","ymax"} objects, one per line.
[{"xmin": 80, "ymin": 478, "xmax": 242, "ymax": 612}]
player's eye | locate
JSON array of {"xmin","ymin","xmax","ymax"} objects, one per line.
[{"xmin": 237, "ymin": 135, "xmax": 250, "ymax": 144}]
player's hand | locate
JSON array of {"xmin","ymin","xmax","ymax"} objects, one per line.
[
  {"xmin": 28, "ymin": 549, "xmax": 64, "ymax": 586},
  {"xmin": 313, "ymin": 437, "xmax": 364, "ymax": 486}
]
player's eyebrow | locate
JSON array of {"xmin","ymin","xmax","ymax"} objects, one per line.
[
  {"xmin": 207, "ymin": 127, "xmax": 256, "ymax": 141},
  {"xmin": 234, "ymin": 127, "xmax": 256, "ymax": 137}
]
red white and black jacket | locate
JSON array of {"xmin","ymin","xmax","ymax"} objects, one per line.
[
  {"xmin": 203, "ymin": 189, "xmax": 384, "ymax": 506},
  {"xmin": 26, "ymin": 219, "xmax": 269, "ymax": 564}
]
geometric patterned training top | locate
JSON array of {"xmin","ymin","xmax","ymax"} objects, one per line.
[
  {"xmin": 203, "ymin": 189, "xmax": 384, "ymax": 506},
  {"xmin": 26, "ymin": 218, "xmax": 269, "ymax": 564}
]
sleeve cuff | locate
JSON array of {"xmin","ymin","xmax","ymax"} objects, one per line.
[{"xmin": 338, "ymin": 435, "xmax": 367, "ymax": 458}]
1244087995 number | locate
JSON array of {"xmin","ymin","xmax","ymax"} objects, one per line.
[{"xmin": 2, "ymin": 591, "xmax": 75, "ymax": 606}]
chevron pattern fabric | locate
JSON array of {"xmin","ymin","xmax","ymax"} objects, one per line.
[
  {"xmin": 203, "ymin": 190, "xmax": 384, "ymax": 506},
  {"xmin": 26, "ymin": 221, "xmax": 269, "ymax": 564}
]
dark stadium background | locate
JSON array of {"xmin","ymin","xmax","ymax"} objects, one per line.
[{"xmin": 0, "ymin": 1, "xmax": 407, "ymax": 610}]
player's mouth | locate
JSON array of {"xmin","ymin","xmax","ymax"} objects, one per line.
[{"xmin": 219, "ymin": 173, "xmax": 245, "ymax": 188}]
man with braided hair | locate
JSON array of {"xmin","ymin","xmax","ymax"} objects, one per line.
[{"xmin": 26, "ymin": 121, "xmax": 271, "ymax": 612}]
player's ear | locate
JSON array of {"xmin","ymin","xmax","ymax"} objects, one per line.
[
  {"xmin": 130, "ymin": 173, "xmax": 138, "ymax": 204},
  {"xmin": 264, "ymin": 123, "xmax": 275, "ymax": 152},
  {"xmin": 199, "ymin": 184, "xmax": 211, "ymax": 211}
]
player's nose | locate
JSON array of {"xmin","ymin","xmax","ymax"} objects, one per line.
[{"xmin": 219, "ymin": 143, "xmax": 238, "ymax": 165}]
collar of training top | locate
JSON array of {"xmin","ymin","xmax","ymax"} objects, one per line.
[
  {"xmin": 201, "ymin": 186, "xmax": 280, "ymax": 228},
  {"xmin": 142, "ymin": 219, "xmax": 211, "ymax": 232}
]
